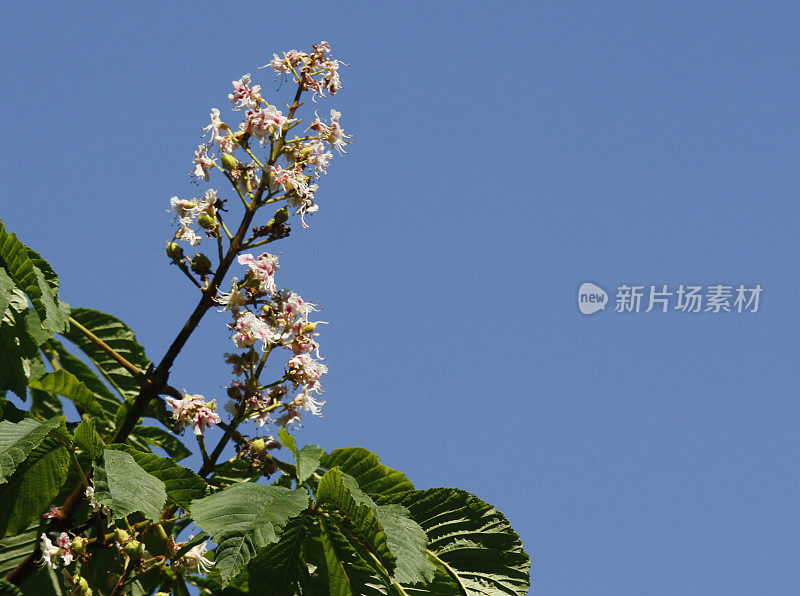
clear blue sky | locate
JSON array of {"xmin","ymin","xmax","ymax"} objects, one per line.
[{"xmin": 2, "ymin": 3, "xmax": 799, "ymax": 594}]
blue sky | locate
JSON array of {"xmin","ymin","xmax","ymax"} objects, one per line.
[{"xmin": 2, "ymin": 3, "xmax": 799, "ymax": 594}]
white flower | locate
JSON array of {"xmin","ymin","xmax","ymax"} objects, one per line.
[
  {"xmin": 238, "ymin": 252, "xmax": 280, "ymax": 294},
  {"xmin": 216, "ymin": 277, "xmax": 247, "ymax": 311},
  {"xmin": 192, "ymin": 145, "xmax": 215, "ymax": 181},
  {"xmin": 85, "ymin": 484, "xmax": 110, "ymax": 515},
  {"xmin": 175, "ymin": 217, "xmax": 202, "ymax": 246},
  {"xmin": 203, "ymin": 108, "xmax": 228, "ymax": 144},
  {"xmin": 294, "ymin": 389, "xmax": 325, "ymax": 416},
  {"xmin": 165, "ymin": 394, "xmax": 221, "ymax": 435},
  {"xmin": 176, "ymin": 537, "xmax": 214, "ymax": 574},
  {"xmin": 39, "ymin": 534, "xmax": 61, "ymax": 569},
  {"xmin": 310, "ymin": 110, "xmax": 351, "ymax": 154}
]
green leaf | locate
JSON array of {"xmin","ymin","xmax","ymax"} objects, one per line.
[
  {"xmin": 0, "ymin": 427, "xmax": 70, "ymax": 538},
  {"xmin": 0, "ymin": 416, "xmax": 65, "ymax": 484},
  {"xmin": 190, "ymin": 482, "xmax": 309, "ymax": 587},
  {"xmin": 128, "ymin": 425, "xmax": 191, "ymax": 461},
  {"xmin": 74, "ymin": 419, "xmax": 104, "ymax": 460},
  {"xmin": 0, "ymin": 521, "xmax": 40, "ymax": 577},
  {"xmin": 106, "ymin": 444, "xmax": 206, "ymax": 510},
  {"xmin": 61, "ymin": 308, "xmax": 150, "ymax": 401},
  {"xmin": 42, "ymin": 339, "xmax": 121, "ymax": 432},
  {"xmin": 278, "ymin": 428, "xmax": 325, "ymax": 484},
  {"xmin": 316, "ymin": 515, "xmax": 391, "ymax": 596},
  {"xmin": 208, "ymin": 459, "xmax": 262, "ymax": 488},
  {"xmin": 29, "ymin": 388, "xmax": 63, "ymax": 421},
  {"xmin": 247, "ymin": 513, "xmax": 315, "ymax": 595},
  {"xmin": 0, "ymin": 219, "xmax": 69, "ymax": 335},
  {"xmin": 28, "ymin": 370, "xmax": 104, "ymax": 417},
  {"xmin": 375, "ymin": 489, "xmax": 531, "ymax": 596},
  {"xmin": 315, "ymin": 468, "xmax": 396, "ymax": 579},
  {"xmin": 93, "ymin": 448, "xmax": 167, "ymax": 522},
  {"xmin": 0, "ymin": 579, "xmax": 24, "ymax": 595},
  {"xmin": 318, "ymin": 469, "xmax": 433, "ymax": 586},
  {"xmin": 0, "ymin": 282, "xmax": 46, "ymax": 399},
  {"xmin": 321, "ymin": 447, "xmax": 415, "ymax": 496}
]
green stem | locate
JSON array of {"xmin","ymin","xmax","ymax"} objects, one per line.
[
  {"xmin": 68, "ymin": 316, "xmax": 150, "ymax": 385},
  {"xmin": 427, "ymin": 550, "xmax": 469, "ymax": 595}
]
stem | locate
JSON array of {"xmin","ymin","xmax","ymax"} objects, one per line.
[
  {"xmin": 427, "ymin": 550, "xmax": 469, "ymax": 595},
  {"xmin": 68, "ymin": 316, "xmax": 150, "ymax": 386}
]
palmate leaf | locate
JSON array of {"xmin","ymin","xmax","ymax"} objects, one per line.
[
  {"xmin": 74, "ymin": 419, "xmax": 104, "ymax": 460},
  {"xmin": 106, "ymin": 444, "xmax": 206, "ymax": 510},
  {"xmin": 28, "ymin": 370, "xmax": 104, "ymax": 417},
  {"xmin": 190, "ymin": 483, "xmax": 309, "ymax": 587},
  {"xmin": 375, "ymin": 488, "xmax": 531, "ymax": 596},
  {"xmin": 61, "ymin": 308, "xmax": 150, "ymax": 401},
  {"xmin": 317, "ymin": 468, "xmax": 434, "ymax": 587},
  {"xmin": 0, "ymin": 219, "xmax": 69, "ymax": 336},
  {"xmin": 316, "ymin": 514, "xmax": 391, "ymax": 596},
  {"xmin": 320, "ymin": 447, "xmax": 415, "ymax": 496},
  {"xmin": 29, "ymin": 388, "xmax": 63, "ymax": 421},
  {"xmin": 315, "ymin": 468, "xmax": 396, "ymax": 580},
  {"xmin": 92, "ymin": 449, "xmax": 167, "ymax": 522},
  {"xmin": 278, "ymin": 428, "xmax": 325, "ymax": 483},
  {"xmin": 0, "ymin": 424, "xmax": 70, "ymax": 539}
]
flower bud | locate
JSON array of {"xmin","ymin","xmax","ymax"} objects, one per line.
[
  {"xmin": 124, "ymin": 540, "xmax": 145, "ymax": 561},
  {"xmin": 166, "ymin": 242, "xmax": 183, "ymax": 262},
  {"xmin": 70, "ymin": 536, "xmax": 87, "ymax": 555},
  {"xmin": 220, "ymin": 153, "xmax": 240, "ymax": 171},
  {"xmin": 250, "ymin": 438, "xmax": 266, "ymax": 454},
  {"xmin": 74, "ymin": 575, "xmax": 92, "ymax": 595},
  {"xmin": 273, "ymin": 207, "xmax": 290, "ymax": 224},
  {"xmin": 114, "ymin": 529, "xmax": 130, "ymax": 545},
  {"xmin": 302, "ymin": 322, "xmax": 318, "ymax": 334},
  {"xmin": 197, "ymin": 212, "xmax": 217, "ymax": 230},
  {"xmin": 191, "ymin": 254, "xmax": 212, "ymax": 275}
]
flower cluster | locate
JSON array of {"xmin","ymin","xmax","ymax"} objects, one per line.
[
  {"xmin": 169, "ymin": 189, "xmax": 219, "ymax": 246},
  {"xmin": 217, "ymin": 252, "xmax": 328, "ymax": 427},
  {"xmin": 265, "ymin": 41, "xmax": 343, "ymax": 99},
  {"xmin": 84, "ymin": 483, "xmax": 111, "ymax": 516},
  {"xmin": 165, "ymin": 393, "xmax": 221, "ymax": 435}
]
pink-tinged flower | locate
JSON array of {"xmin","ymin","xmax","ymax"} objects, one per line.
[
  {"xmin": 232, "ymin": 311, "xmax": 273, "ymax": 350},
  {"xmin": 175, "ymin": 217, "xmax": 202, "ymax": 246},
  {"xmin": 192, "ymin": 144, "xmax": 215, "ymax": 181},
  {"xmin": 294, "ymin": 389, "xmax": 325, "ymax": 416},
  {"xmin": 165, "ymin": 394, "xmax": 221, "ymax": 435},
  {"xmin": 43, "ymin": 506, "xmax": 64, "ymax": 519},
  {"xmin": 241, "ymin": 105, "xmax": 292, "ymax": 144},
  {"xmin": 229, "ymin": 74, "xmax": 262, "ymax": 111},
  {"xmin": 39, "ymin": 533, "xmax": 73, "ymax": 569},
  {"xmin": 287, "ymin": 193, "xmax": 319, "ymax": 229},
  {"xmin": 238, "ymin": 252, "xmax": 280, "ymax": 294},
  {"xmin": 310, "ymin": 110, "xmax": 352, "ymax": 154},
  {"xmin": 280, "ymin": 290, "xmax": 317, "ymax": 319},
  {"xmin": 306, "ymin": 140, "xmax": 333, "ymax": 175},
  {"xmin": 287, "ymin": 353, "xmax": 327, "ymax": 392},
  {"xmin": 276, "ymin": 406, "xmax": 302, "ymax": 428},
  {"xmin": 271, "ymin": 166, "xmax": 313, "ymax": 197}
]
